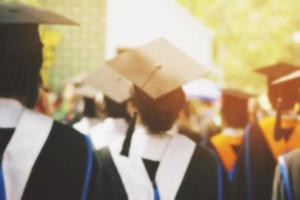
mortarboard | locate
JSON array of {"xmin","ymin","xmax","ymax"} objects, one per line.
[
  {"xmin": 272, "ymin": 70, "xmax": 300, "ymax": 85},
  {"xmin": 107, "ymin": 38, "xmax": 208, "ymax": 99},
  {"xmin": 256, "ymin": 63, "xmax": 300, "ymax": 141},
  {"xmin": 106, "ymin": 38, "xmax": 208, "ymax": 156},
  {"xmin": 83, "ymin": 66, "xmax": 132, "ymax": 103},
  {"xmin": 271, "ymin": 69, "xmax": 300, "ymax": 141},
  {"xmin": 73, "ymin": 85, "xmax": 100, "ymax": 99},
  {"xmin": 255, "ymin": 62, "xmax": 299, "ymax": 82},
  {"xmin": 0, "ymin": 2, "xmax": 78, "ymax": 25},
  {"xmin": 0, "ymin": 2, "xmax": 78, "ymax": 66}
]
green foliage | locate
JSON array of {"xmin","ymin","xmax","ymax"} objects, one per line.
[{"xmin": 178, "ymin": 0, "xmax": 300, "ymax": 94}]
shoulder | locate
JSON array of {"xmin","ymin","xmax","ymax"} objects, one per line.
[
  {"xmin": 95, "ymin": 147, "xmax": 112, "ymax": 163},
  {"xmin": 47, "ymin": 121, "xmax": 88, "ymax": 156},
  {"xmin": 173, "ymin": 134, "xmax": 217, "ymax": 165},
  {"xmin": 193, "ymin": 144, "xmax": 219, "ymax": 165},
  {"xmin": 52, "ymin": 121, "xmax": 86, "ymax": 142},
  {"xmin": 244, "ymin": 119, "xmax": 267, "ymax": 140},
  {"xmin": 25, "ymin": 110, "xmax": 88, "ymax": 153},
  {"xmin": 283, "ymin": 149, "xmax": 300, "ymax": 169}
]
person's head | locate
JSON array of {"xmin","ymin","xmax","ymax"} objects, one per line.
[
  {"xmin": 82, "ymin": 97, "xmax": 97, "ymax": 118},
  {"xmin": 220, "ymin": 90, "xmax": 250, "ymax": 128},
  {"xmin": 255, "ymin": 62, "xmax": 299, "ymax": 111},
  {"xmin": 133, "ymin": 86, "xmax": 186, "ymax": 133},
  {"xmin": 0, "ymin": 24, "xmax": 43, "ymax": 108},
  {"xmin": 104, "ymin": 96, "xmax": 131, "ymax": 121},
  {"xmin": 268, "ymin": 80, "xmax": 299, "ymax": 111}
]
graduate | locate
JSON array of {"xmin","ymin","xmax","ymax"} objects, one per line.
[
  {"xmin": 83, "ymin": 65, "xmax": 132, "ymax": 149},
  {"xmin": 0, "ymin": 3, "xmax": 98, "ymax": 200},
  {"xmin": 209, "ymin": 89, "xmax": 251, "ymax": 200},
  {"xmin": 89, "ymin": 96, "xmax": 131, "ymax": 150},
  {"xmin": 272, "ymin": 149, "xmax": 300, "ymax": 200},
  {"xmin": 181, "ymin": 79, "xmax": 221, "ymax": 143},
  {"xmin": 73, "ymin": 85, "xmax": 102, "ymax": 135},
  {"xmin": 232, "ymin": 63, "xmax": 300, "ymax": 200},
  {"xmin": 95, "ymin": 38, "xmax": 223, "ymax": 200},
  {"xmin": 271, "ymin": 69, "xmax": 300, "ymax": 200}
]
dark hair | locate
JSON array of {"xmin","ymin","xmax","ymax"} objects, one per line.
[
  {"xmin": 0, "ymin": 57, "xmax": 42, "ymax": 108},
  {"xmin": 221, "ymin": 95, "xmax": 249, "ymax": 128},
  {"xmin": 0, "ymin": 24, "xmax": 43, "ymax": 108},
  {"xmin": 268, "ymin": 80, "xmax": 299, "ymax": 111},
  {"xmin": 104, "ymin": 96, "xmax": 131, "ymax": 121},
  {"xmin": 133, "ymin": 86, "xmax": 186, "ymax": 133},
  {"xmin": 83, "ymin": 97, "xmax": 97, "ymax": 118}
]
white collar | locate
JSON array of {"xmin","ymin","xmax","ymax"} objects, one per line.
[
  {"xmin": 109, "ymin": 130, "xmax": 196, "ymax": 200},
  {"xmin": 0, "ymin": 98, "xmax": 24, "ymax": 128},
  {"xmin": 223, "ymin": 128, "xmax": 244, "ymax": 137},
  {"xmin": 130, "ymin": 127, "xmax": 173, "ymax": 161}
]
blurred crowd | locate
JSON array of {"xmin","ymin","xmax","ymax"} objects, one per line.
[{"xmin": 2, "ymin": 2, "xmax": 300, "ymax": 200}]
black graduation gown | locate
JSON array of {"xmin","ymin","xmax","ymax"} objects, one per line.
[
  {"xmin": 95, "ymin": 145, "xmax": 220, "ymax": 200},
  {"xmin": 272, "ymin": 149, "xmax": 300, "ymax": 200},
  {"xmin": 232, "ymin": 117, "xmax": 300, "ymax": 200},
  {"xmin": 0, "ymin": 121, "xmax": 99, "ymax": 200},
  {"xmin": 208, "ymin": 133, "xmax": 243, "ymax": 200}
]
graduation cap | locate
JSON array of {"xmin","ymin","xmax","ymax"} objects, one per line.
[
  {"xmin": 83, "ymin": 66, "xmax": 132, "ymax": 103},
  {"xmin": 256, "ymin": 63, "xmax": 300, "ymax": 141},
  {"xmin": 271, "ymin": 69, "xmax": 300, "ymax": 141},
  {"xmin": 0, "ymin": 2, "xmax": 78, "ymax": 25},
  {"xmin": 255, "ymin": 62, "xmax": 299, "ymax": 82},
  {"xmin": 73, "ymin": 85, "xmax": 100, "ymax": 99},
  {"xmin": 106, "ymin": 38, "xmax": 208, "ymax": 156},
  {"xmin": 221, "ymin": 89, "xmax": 252, "ymax": 128},
  {"xmin": 0, "ymin": 2, "xmax": 78, "ymax": 66},
  {"xmin": 272, "ymin": 70, "xmax": 300, "ymax": 85},
  {"xmin": 107, "ymin": 38, "xmax": 208, "ymax": 99}
]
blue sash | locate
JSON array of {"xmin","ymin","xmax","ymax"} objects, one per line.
[
  {"xmin": 81, "ymin": 136, "xmax": 94, "ymax": 200},
  {"xmin": 228, "ymin": 164, "xmax": 237, "ymax": 182},
  {"xmin": 210, "ymin": 149, "xmax": 223, "ymax": 200},
  {"xmin": 217, "ymin": 157, "xmax": 223, "ymax": 200},
  {"xmin": 153, "ymin": 182, "xmax": 160, "ymax": 200},
  {"xmin": 278, "ymin": 156, "xmax": 292, "ymax": 200},
  {"xmin": 0, "ymin": 166, "xmax": 5, "ymax": 200}
]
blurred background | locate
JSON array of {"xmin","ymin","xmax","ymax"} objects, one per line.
[{"xmin": 2, "ymin": 0, "xmax": 299, "ymax": 121}]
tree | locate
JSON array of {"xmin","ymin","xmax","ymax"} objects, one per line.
[{"xmin": 178, "ymin": 0, "xmax": 300, "ymax": 94}]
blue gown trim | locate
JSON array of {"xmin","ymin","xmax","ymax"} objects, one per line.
[
  {"xmin": 153, "ymin": 182, "xmax": 160, "ymax": 200},
  {"xmin": 279, "ymin": 156, "xmax": 292, "ymax": 200},
  {"xmin": 0, "ymin": 166, "xmax": 5, "ymax": 200},
  {"xmin": 208, "ymin": 149, "xmax": 223, "ymax": 200},
  {"xmin": 81, "ymin": 135, "xmax": 94, "ymax": 200},
  {"xmin": 244, "ymin": 124, "xmax": 253, "ymax": 200},
  {"xmin": 228, "ymin": 164, "xmax": 237, "ymax": 182}
]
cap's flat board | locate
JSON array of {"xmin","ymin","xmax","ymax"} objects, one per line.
[
  {"xmin": 0, "ymin": 3, "xmax": 78, "ymax": 25},
  {"xmin": 84, "ymin": 66, "xmax": 132, "ymax": 103},
  {"xmin": 108, "ymin": 38, "xmax": 208, "ymax": 99},
  {"xmin": 272, "ymin": 70, "xmax": 300, "ymax": 85}
]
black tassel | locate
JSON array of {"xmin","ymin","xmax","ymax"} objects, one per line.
[
  {"xmin": 121, "ymin": 112, "xmax": 138, "ymax": 156},
  {"xmin": 274, "ymin": 98, "xmax": 283, "ymax": 141}
]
